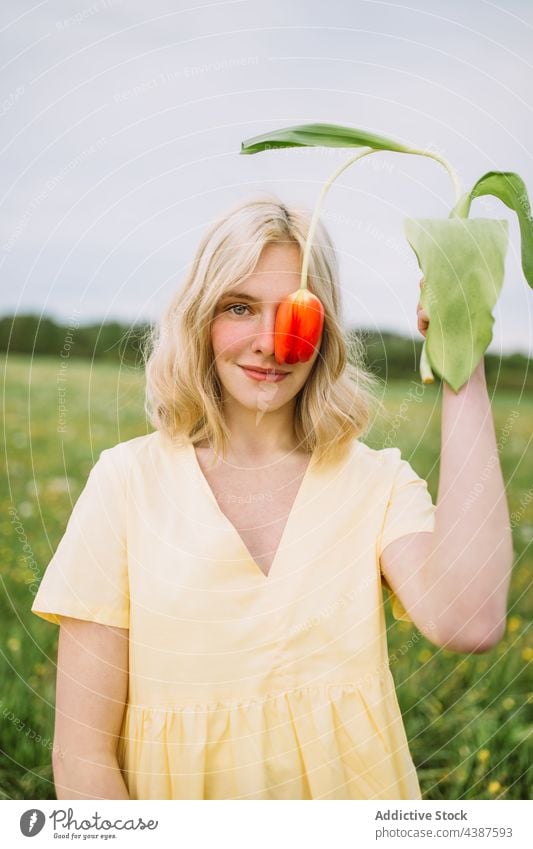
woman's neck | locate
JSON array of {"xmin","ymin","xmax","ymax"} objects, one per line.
[{"xmin": 218, "ymin": 402, "xmax": 301, "ymax": 463}]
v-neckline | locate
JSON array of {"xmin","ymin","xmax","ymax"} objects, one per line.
[{"xmin": 186, "ymin": 440, "xmax": 317, "ymax": 581}]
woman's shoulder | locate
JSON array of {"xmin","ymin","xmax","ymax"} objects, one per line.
[
  {"xmin": 318, "ymin": 438, "xmax": 405, "ymax": 494},
  {"xmin": 350, "ymin": 440, "xmax": 428, "ymax": 495},
  {"xmin": 348, "ymin": 438, "xmax": 404, "ymax": 471},
  {"xmin": 97, "ymin": 430, "xmax": 189, "ymax": 474}
]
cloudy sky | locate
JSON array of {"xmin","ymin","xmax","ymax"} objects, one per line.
[{"xmin": 1, "ymin": 0, "xmax": 531, "ymax": 353}]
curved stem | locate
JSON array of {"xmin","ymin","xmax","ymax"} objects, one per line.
[
  {"xmin": 450, "ymin": 191, "xmax": 472, "ymax": 219},
  {"xmin": 407, "ymin": 147, "xmax": 463, "ymax": 205},
  {"xmin": 300, "ymin": 148, "xmax": 376, "ymax": 289},
  {"xmin": 299, "ymin": 141, "xmax": 462, "ymax": 389},
  {"xmin": 300, "ymin": 145, "xmax": 463, "ymax": 290}
]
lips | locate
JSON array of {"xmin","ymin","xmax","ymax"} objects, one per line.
[
  {"xmin": 239, "ymin": 365, "xmax": 288, "ymax": 375},
  {"xmin": 239, "ymin": 365, "xmax": 289, "ymax": 383}
]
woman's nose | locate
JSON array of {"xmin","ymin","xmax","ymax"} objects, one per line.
[{"xmin": 250, "ymin": 309, "xmax": 277, "ymax": 355}]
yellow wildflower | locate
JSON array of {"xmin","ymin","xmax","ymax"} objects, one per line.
[
  {"xmin": 521, "ymin": 647, "xmax": 533, "ymax": 662},
  {"xmin": 502, "ymin": 697, "xmax": 515, "ymax": 710},
  {"xmin": 488, "ymin": 780, "xmax": 501, "ymax": 794},
  {"xmin": 477, "ymin": 749, "xmax": 490, "ymax": 764},
  {"xmin": 7, "ymin": 637, "xmax": 20, "ymax": 652},
  {"xmin": 507, "ymin": 616, "xmax": 521, "ymax": 633}
]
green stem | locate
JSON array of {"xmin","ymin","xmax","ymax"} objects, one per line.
[
  {"xmin": 406, "ymin": 147, "xmax": 463, "ymax": 206},
  {"xmin": 300, "ymin": 147, "xmax": 376, "ymax": 289},
  {"xmin": 450, "ymin": 191, "xmax": 472, "ymax": 219},
  {"xmin": 299, "ymin": 142, "xmax": 462, "ymax": 388},
  {"xmin": 300, "ymin": 145, "xmax": 463, "ymax": 290}
]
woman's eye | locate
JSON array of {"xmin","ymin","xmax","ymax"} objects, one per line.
[{"xmin": 226, "ymin": 303, "xmax": 251, "ymax": 316}]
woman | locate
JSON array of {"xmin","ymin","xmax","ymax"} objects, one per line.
[{"xmin": 31, "ymin": 196, "xmax": 513, "ymax": 800}]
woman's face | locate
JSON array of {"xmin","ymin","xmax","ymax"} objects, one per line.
[{"xmin": 210, "ymin": 242, "xmax": 322, "ymax": 415}]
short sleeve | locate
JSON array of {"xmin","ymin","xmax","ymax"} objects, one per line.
[
  {"xmin": 378, "ymin": 450, "xmax": 436, "ymax": 622},
  {"xmin": 31, "ymin": 447, "xmax": 129, "ymax": 628}
]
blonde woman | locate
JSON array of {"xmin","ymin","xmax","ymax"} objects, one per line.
[{"xmin": 31, "ymin": 196, "xmax": 512, "ymax": 800}]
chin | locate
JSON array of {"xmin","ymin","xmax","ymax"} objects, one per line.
[
  {"xmin": 220, "ymin": 378, "xmax": 288, "ymax": 410},
  {"xmin": 230, "ymin": 389, "xmax": 285, "ymax": 411}
]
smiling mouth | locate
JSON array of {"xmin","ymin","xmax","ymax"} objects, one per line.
[{"xmin": 239, "ymin": 365, "xmax": 289, "ymax": 382}]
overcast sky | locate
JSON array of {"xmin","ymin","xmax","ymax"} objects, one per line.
[{"xmin": 1, "ymin": 0, "xmax": 532, "ymax": 354}]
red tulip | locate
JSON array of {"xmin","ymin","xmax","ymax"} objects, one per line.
[{"xmin": 274, "ymin": 288, "xmax": 325, "ymax": 365}]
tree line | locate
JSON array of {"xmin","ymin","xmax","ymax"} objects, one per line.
[{"xmin": 0, "ymin": 313, "xmax": 530, "ymax": 390}]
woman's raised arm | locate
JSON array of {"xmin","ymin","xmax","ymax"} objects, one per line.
[
  {"xmin": 381, "ymin": 286, "xmax": 513, "ymax": 651},
  {"xmin": 52, "ymin": 616, "xmax": 130, "ymax": 800}
]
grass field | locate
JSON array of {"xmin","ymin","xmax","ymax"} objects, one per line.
[{"xmin": 1, "ymin": 353, "xmax": 531, "ymax": 800}]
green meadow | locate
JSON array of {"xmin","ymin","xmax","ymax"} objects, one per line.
[{"xmin": 1, "ymin": 354, "xmax": 531, "ymax": 800}]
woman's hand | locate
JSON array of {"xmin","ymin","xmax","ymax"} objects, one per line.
[{"xmin": 416, "ymin": 277, "xmax": 430, "ymax": 338}]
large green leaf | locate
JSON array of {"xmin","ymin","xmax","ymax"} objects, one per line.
[
  {"xmin": 404, "ymin": 218, "xmax": 509, "ymax": 392},
  {"xmin": 465, "ymin": 172, "xmax": 533, "ymax": 288},
  {"xmin": 241, "ymin": 123, "xmax": 411, "ymax": 155}
]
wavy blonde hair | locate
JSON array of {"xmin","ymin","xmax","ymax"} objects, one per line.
[{"xmin": 144, "ymin": 194, "xmax": 384, "ymax": 468}]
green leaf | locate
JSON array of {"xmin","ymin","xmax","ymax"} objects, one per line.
[
  {"xmin": 404, "ymin": 218, "xmax": 509, "ymax": 392},
  {"xmin": 466, "ymin": 171, "xmax": 533, "ymax": 288},
  {"xmin": 241, "ymin": 123, "xmax": 411, "ymax": 155}
]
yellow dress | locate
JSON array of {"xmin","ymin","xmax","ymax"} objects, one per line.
[{"xmin": 31, "ymin": 431, "xmax": 436, "ymax": 800}]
